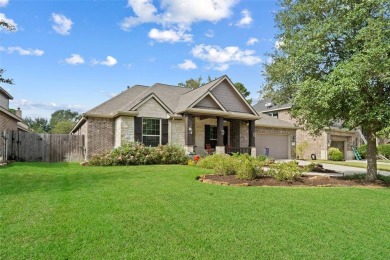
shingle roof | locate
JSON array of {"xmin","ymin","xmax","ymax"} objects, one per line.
[
  {"xmin": 255, "ymin": 113, "xmax": 298, "ymax": 129},
  {"xmin": 252, "ymin": 98, "xmax": 292, "ymax": 112},
  {"xmin": 175, "ymin": 76, "xmax": 225, "ymax": 113},
  {"xmin": 86, "ymin": 85, "xmax": 149, "ymax": 115},
  {"xmin": 85, "ymin": 84, "xmax": 191, "ymax": 116}
]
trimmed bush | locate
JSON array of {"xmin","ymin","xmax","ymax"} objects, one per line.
[
  {"xmin": 89, "ymin": 142, "xmax": 187, "ymax": 166},
  {"xmin": 356, "ymin": 144, "xmax": 367, "ymax": 159},
  {"xmin": 267, "ymin": 161, "xmax": 305, "ymax": 181},
  {"xmin": 328, "ymin": 147, "xmax": 343, "ymax": 161},
  {"xmin": 378, "ymin": 144, "xmax": 390, "ymax": 159},
  {"xmin": 236, "ymin": 159, "xmax": 256, "ymax": 180},
  {"xmin": 197, "ymin": 154, "xmax": 231, "ymax": 170}
]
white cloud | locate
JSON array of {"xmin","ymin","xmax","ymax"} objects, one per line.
[
  {"xmin": 91, "ymin": 56, "xmax": 117, "ymax": 67},
  {"xmin": 4, "ymin": 46, "xmax": 44, "ymax": 56},
  {"xmin": 65, "ymin": 54, "xmax": 85, "ymax": 65},
  {"xmin": 0, "ymin": 0, "xmax": 9, "ymax": 7},
  {"xmin": 191, "ymin": 44, "xmax": 261, "ymax": 71},
  {"xmin": 121, "ymin": 0, "xmax": 237, "ymax": 44},
  {"xmin": 246, "ymin": 37, "xmax": 259, "ymax": 46},
  {"xmin": 121, "ymin": 0, "xmax": 238, "ymax": 31},
  {"xmin": 52, "ymin": 13, "xmax": 73, "ymax": 35},
  {"xmin": 178, "ymin": 59, "xmax": 197, "ymax": 70},
  {"xmin": 11, "ymin": 99, "xmax": 88, "ymax": 115},
  {"xmin": 205, "ymin": 29, "xmax": 214, "ymax": 38},
  {"xmin": 235, "ymin": 9, "xmax": 253, "ymax": 27},
  {"xmin": 148, "ymin": 28, "xmax": 192, "ymax": 43},
  {"xmin": 0, "ymin": 13, "xmax": 18, "ymax": 31}
]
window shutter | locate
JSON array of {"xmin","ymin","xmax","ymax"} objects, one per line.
[
  {"xmin": 134, "ymin": 117, "xmax": 142, "ymax": 142},
  {"xmin": 205, "ymin": 125, "xmax": 210, "ymax": 148},
  {"xmin": 161, "ymin": 119, "xmax": 168, "ymax": 145}
]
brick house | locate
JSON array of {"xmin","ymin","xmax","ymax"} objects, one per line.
[
  {"xmin": 253, "ymin": 99, "xmax": 362, "ymax": 160},
  {"xmin": 72, "ymin": 75, "xmax": 298, "ymax": 159},
  {"xmin": 0, "ymin": 87, "xmax": 28, "ymax": 161}
]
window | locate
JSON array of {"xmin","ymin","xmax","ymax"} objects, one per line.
[
  {"xmin": 210, "ymin": 126, "xmax": 217, "ymax": 141},
  {"xmin": 142, "ymin": 118, "xmax": 160, "ymax": 147},
  {"xmin": 264, "ymin": 112, "xmax": 278, "ymax": 118}
]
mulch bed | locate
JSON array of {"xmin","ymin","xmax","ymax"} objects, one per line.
[{"xmin": 199, "ymin": 172, "xmax": 390, "ymax": 188}]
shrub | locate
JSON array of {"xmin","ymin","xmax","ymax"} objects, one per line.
[
  {"xmin": 356, "ymin": 144, "xmax": 367, "ymax": 159},
  {"xmin": 328, "ymin": 147, "xmax": 343, "ymax": 161},
  {"xmin": 257, "ymin": 154, "xmax": 268, "ymax": 161},
  {"xmin": 235, "ymin": 159, "xmax": 257, "ymax": 180},
  {"xmin": 267, "ymin": 161, "xmax": 305, "ymax": 181},
  {"xmin": 378, "ymin": 144, "xmax": 390, "ymax": 159},
  {"xmin": 89, "ymin": 142, "xmax": 187, "ymax": 166},
  {"xmin": 197, "ymin": 154, "xmax": 231, "ymax": 170}
]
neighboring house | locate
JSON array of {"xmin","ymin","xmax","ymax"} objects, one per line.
[
  {"xmin": 72, "ymin": 75, "xmax": 297, "ymax": 160},
  {"xmin": 253, "ymin": 98, "xmax": 362, "ymax": 160},
  {"xmin": 0, "ymin": 87, "xmax": 28, "ymax": 161}
]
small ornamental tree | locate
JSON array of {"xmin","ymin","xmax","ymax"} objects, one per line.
[{"xmin": 263, "ymin": 0, "xmax": 390, "ymax": 180}]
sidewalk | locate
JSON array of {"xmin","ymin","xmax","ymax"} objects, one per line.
[{"xmin": 280, "ymin": 160, "xmax": 390, "ymax": 176}]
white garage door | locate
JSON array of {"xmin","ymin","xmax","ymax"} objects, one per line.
[{"xmin": 256, "ymin": 134, "xmax": 289, "ymax": 159}]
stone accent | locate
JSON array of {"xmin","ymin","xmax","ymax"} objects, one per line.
[
  {"xmin": 169, "ymin": 120, "xmax": 185, "ymax": 146},
  {"xmin": 86, "ymin": 117, "xmax": 115, "ymax": 158},
  {"xmin": 240, "ymin": 122, "xmax": 249, "ymax": 147},
  {"xmin": 230, "ymin": 120, "xmax": 240, "ymax": 147},
  {"xmin": 251, "ymin": 147, "xmax": 256, "ymax": 158},
  {"xmin": 137, "ymin": 98, "xmax": 168, "ymax": 118},
  {"xmin": 114, "ymin": 116, "xmax": 134, "ymax": 147},
  {"xmin": 215, "ymin": 146, "xmax": 225, "ymax": 154}
]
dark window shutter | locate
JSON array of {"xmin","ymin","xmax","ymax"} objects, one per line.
[
  {"xmin": 134, "ymin": 117, "xmax": 142, "ymax": 142},
  {"xmin": 161, "ymin": 119, "xmax": 168, "ymax": 145},
  {"xmin": 205, "ymin": 125, "xmax": 210, "ymax": 149}
]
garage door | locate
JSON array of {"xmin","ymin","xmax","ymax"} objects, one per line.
[{"xmin": 256, "ymin": 134, "xmax": 289, "ymax": 159}]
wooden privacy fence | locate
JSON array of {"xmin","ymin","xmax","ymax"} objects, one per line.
[{"xmin": 4, "ymin": 131, "xmax": 85, "ymax": 162}]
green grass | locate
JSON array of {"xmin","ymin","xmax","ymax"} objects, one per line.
[
  {"xmin": 313, "ymin": 160, "xmax": 390, "ymax": 171},
  {"xmin": 1, "ymin": 163, "xmax": 390, "ymax": 258}
]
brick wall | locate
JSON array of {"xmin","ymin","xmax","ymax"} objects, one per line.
[
  {"xmin": 0, "ymin": 112, "xmax": 18, "ymax": 160},
  {"xmin": 86, "ymin": 117, "xmax": 115, "ymax": 158}
]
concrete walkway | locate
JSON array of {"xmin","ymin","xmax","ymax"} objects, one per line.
[{"xmin": 279, "ymin": 160, "xmax": 390, "ymax": 176}]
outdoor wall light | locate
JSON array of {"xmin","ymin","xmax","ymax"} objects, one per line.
[
  {"xmin": 188, "ymin": 126, "xmax": 193, "ymax": 135},
  {"xmin": 221, "ymin": 129, "xmax": 225, "ymax": 136}
]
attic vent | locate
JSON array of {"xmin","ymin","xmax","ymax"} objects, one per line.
[{"xmin": 265, "ymin": 102, "xmax": 273, "ymax": 108}]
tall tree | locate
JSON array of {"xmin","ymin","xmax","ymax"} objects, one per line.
[
  {"xmin": 24, "ymin": 117, "xmax": 51, "ymax": 133},
  {"xmin": 178, "ymin": 76, "xmax": 204, "ymax": 89},
  {"xmin": 49, "ymin": 109, "xmax": 80, "ymax": 134},
  {"xmin": 234, "ymin": 82, "xmax": 252, "ymax": 104},
  {"xmin": 263, "ymin": 0, "xmax": 390, "ymax": 180}
]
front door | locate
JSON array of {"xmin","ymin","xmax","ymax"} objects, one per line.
[{"xmin": 205, "ymin": 125, "xmax": 228, "ymax": 148}]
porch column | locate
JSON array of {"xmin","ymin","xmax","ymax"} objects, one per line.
[
  {"xmin": 184, "ymin": 114, "xmax": 194, "ymax": 153},
  {"xmin": 249, "ymin": 120, "xmax": 256, "ymax": 157},
  {"xmin": 216, "ymin": 116, "xmax": 225, "ymax": 154}
]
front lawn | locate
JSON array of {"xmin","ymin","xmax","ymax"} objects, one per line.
[{"xmin": 1, "ymin": 163, "xmax": 390, "ymax": 258}]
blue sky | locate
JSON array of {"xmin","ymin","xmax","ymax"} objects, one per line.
[{"xmin": 0, "ymin": 0, "xmax": 279, "ymax": 119}]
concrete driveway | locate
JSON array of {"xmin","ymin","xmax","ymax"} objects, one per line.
[{"xmin": 280, "ymin": 160, "xmax": 390, "ymax": 176}]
